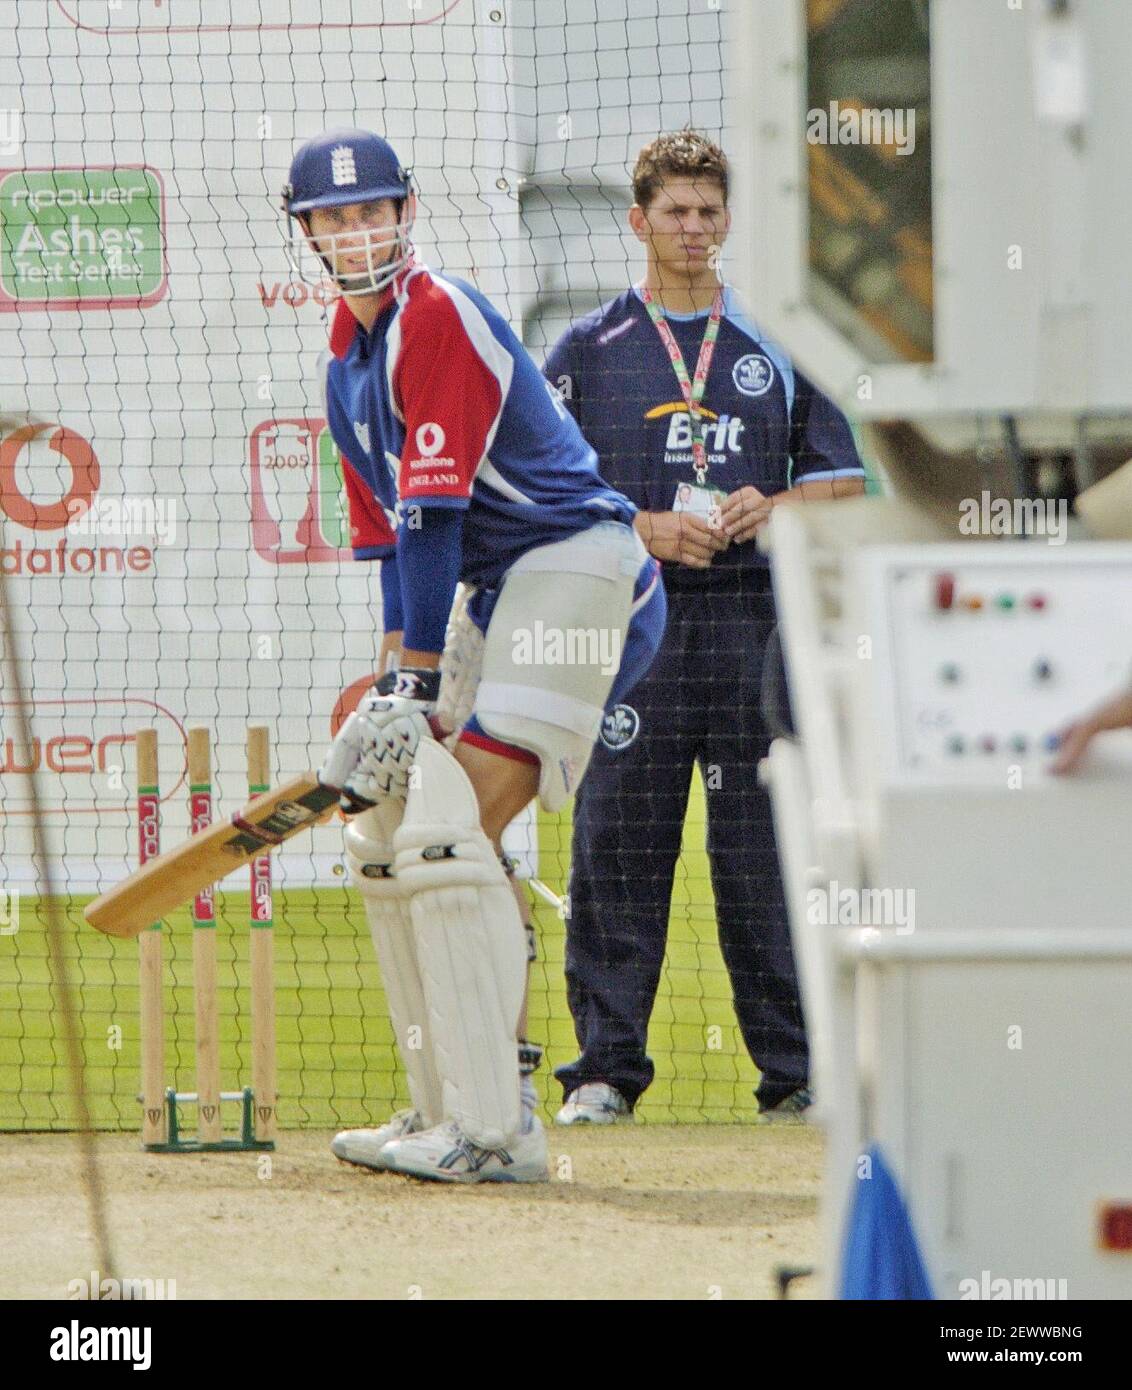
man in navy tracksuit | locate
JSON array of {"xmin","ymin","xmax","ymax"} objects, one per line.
[{"xmin": 542, "ymin": 131, "xmax": 866, "ymax": 1123}]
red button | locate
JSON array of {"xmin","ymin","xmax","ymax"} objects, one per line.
[
  {"xmin": 1028, "ymin": 594, "xmax": 1047, "ymax": 610},
  {"xmin": 935, "ymin": 573, "xmax": 955, "ymax": 610},
  {"xmin": 1099, "ymin": 1205, "xmax": 1132, "ymax": 1251}
]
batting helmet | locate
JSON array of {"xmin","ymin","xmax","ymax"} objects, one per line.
[
  {"xmin": 282, "ymin": 129, "xmax": 415, "ymax": 296},
  {"xmin": 283, "ymin": 128, "xmax": 412, "ymax": 215}
]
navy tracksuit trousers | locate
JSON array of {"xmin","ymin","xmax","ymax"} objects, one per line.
[{"xmin": 554, "ymin": 578, "xmax": 809, "ymax": 1112}]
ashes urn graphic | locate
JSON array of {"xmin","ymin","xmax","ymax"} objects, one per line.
[{"xmin": 249, "ymin": 417, "xmax": 351, "ymax": 564}]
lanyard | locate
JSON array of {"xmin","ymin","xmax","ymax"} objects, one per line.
[{"xmin": 640, "ymin": 284, "xmax": 724, "ymax": 485}]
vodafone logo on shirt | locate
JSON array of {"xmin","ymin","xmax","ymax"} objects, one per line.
[
  {"xmin": 415, "ymin": 422, "xmax": 445, "ymax": 456},
  {"xmin": 404, "ymin": 420, "xmax": 459, "ymax": 490},
  {"xmin": 406, "ymin": 421, "xmax": 456, "ymax": 471}
]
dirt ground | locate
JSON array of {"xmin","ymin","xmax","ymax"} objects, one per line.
[{"xmin": 2, "ymin": 1124, "xmax": 823, "ymax": 1300}]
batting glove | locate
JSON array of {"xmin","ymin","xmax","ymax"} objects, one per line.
[{"xmin": 320, "ymin": 668, "xmax": 441, "ymax": 813}]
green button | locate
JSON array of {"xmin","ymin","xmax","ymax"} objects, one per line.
[
  {"xmin": 996, "ymin": 593, "xmax": 1015, "ymax": 610},
  {"xmin": 947, "ymin": 735, "xmax": 965, "ymax": 755}
]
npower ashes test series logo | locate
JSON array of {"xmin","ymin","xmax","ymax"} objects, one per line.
[
  {"xmin": 249, "ymin": 418, "xmax": 351, "ymax": 564},
  {"xmin": 0, "ymin": 166, "xmax": 167, "ymax": 310}
]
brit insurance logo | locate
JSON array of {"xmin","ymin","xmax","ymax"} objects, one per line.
[
  {"xmin": 647, "ymin": 402, "xmax": 745, "ymax": 459},
  {"xmin": 0, "ymin": 166, "xmax": 167, "ymax": 310},
  {"xmin": 249, "ymin": 418, "xmax": 352, "ymax": 564},
  {"xmin": 732, "ymin": 354, "xmax": 775, "ymax": 397}
]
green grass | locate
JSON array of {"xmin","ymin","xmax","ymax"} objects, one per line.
[{"xmin": 0, "ymin": 769, "xmax": 759, "ymax": 1133}]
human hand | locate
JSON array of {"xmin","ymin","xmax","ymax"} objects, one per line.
[
  {"xmin": 719, "ymin": 486, "xmax": 774, "ymax": 544},
  {"xmin": 319, "ymin": 668, "xmax": 440, "ymax": 810},
  {"xmin": 1049, "ymin": 688, "xmax": 1132, "ymax": 774},
  {"xmin": 634, "ymin": 510, "xmax": 728, "ymax": 569}
]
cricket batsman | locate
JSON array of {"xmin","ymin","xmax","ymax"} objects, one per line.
[{"xmin": 281, "ymin": 129, "xmax": 666, "ymax": 1183}]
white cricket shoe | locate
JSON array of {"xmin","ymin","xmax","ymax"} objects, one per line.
[
  {"xmin": 331, "ymin": 1109, "xmax": 424, "ymax": 1170},
  {"xmin": 554, "ymin": 1083, "xmax": 631, "ymax": 1126},
  {"xmin": 381, "ymin": 1116, "xmax": 549, "ymax": 1184}
]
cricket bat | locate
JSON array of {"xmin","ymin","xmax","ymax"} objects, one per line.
[{"xmin": 85, "ymin": 774, "xmax": 340, "ymax": 939}]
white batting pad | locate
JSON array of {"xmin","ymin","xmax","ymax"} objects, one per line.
[
  {"xmin": 345, "ymin": 801, "xmax": 443, "ymax": 1127},
  {"xmin": 393, "ymin": 739, "xmax": 526, "ymax": 1146},
  {"xmin": 473, "ymin": 522, "xmax": 644, "ymax": 811}
]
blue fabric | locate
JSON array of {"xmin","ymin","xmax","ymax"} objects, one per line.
[
  {"xmin": 632, "ymin": 287, "xmax": 797, "ymax": 419},
  {"xmin": 542, "ymin": 285, "xmax": 864, "ymax": 592},
  {"xmin": 397, "ymin": 506, "xmax": 463, "ymax": 653},
  {"xmin": 840, "ymin": 1145, "xmax": 934, "ymax": 1300},
  {"xmin": 324, "ymin": 265, "xmax": 638, "ymax": 590},
  {"xmin": 555, "ymin": 579, "xmax": 807, "ymax": 1110},
  {"xmin": 720, "ymin": 289, "xmax": 796, "ymax": 421},
  {"xmin": 379, "ymin": 554, "xmax": 404, "ymax": 634}
]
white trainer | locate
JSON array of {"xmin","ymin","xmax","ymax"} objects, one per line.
[
  {"xmin": 381, "ymin": 1116, "xmax": 550, "ymax": 1184},
  {"xmin": 331, "ymin": 1109, "xmax": 424, "ymax": 1170},
  {"xmin": 554, "ymin": 1083, "xmax": 631, "ymax": 1126}
]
